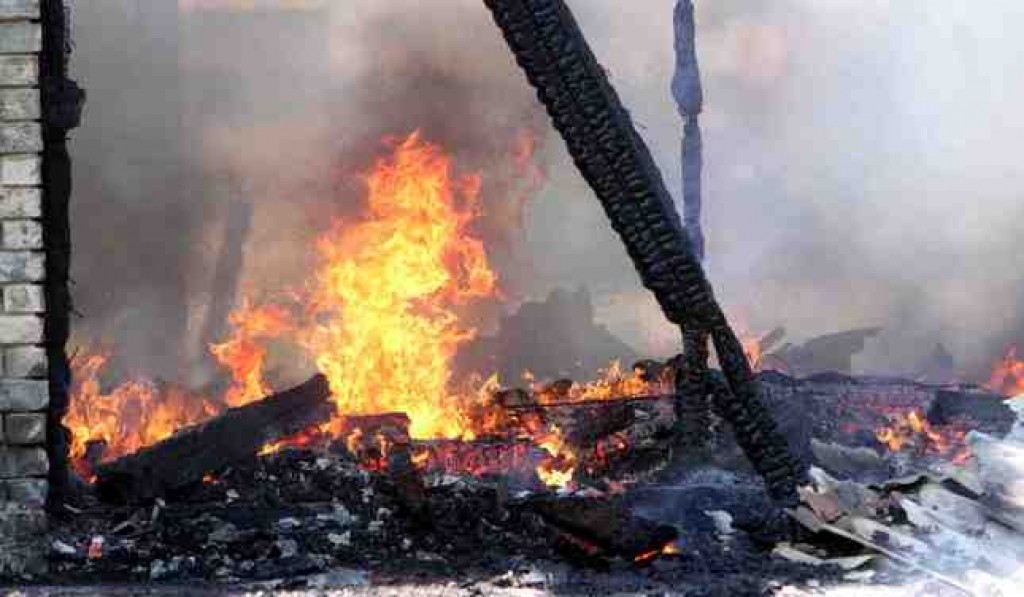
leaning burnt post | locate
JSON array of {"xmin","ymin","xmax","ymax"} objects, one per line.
[{"xmin": 482, "ymin": 0, "xmax": 806, "ymax": 505}]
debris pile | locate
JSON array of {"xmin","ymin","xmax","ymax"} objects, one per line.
[{"xmin": 780, "ymin": 395, "xmax": 1024, "ymax": 596}]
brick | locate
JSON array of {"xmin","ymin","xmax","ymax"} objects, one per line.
[
  {"xmin": 0, "ymin": 121, "xmax": 40, "ymax": 152},
  {"xmin": 0, "ymin": 505, "xmax": 47, "ymax": 576},
  {"xmin": 0, "ymin": 186, "xmax": 41, "ymax": 216},
  {"xmin": 2, "ymin": 283, "xmax": 43, "ymax": 311},
  {"xmin": 0, "ymin": 1, "xmax": 39, "ymax": 20},
  {"xmin": 0, "ymin": 379, "xmax": 47, "ymax": 410},
  {"xmin": 0, "ymin": 22, "xmax": 40, "ymax": 54},
  {"xmin": 0, "ymin": 447, "xmax": 47, "ymax": 478},
  {"xmin": 0, "ymin": 55, "xmax": 36, "ymax": 86},
  {"xmin": 5, "ymin": 345, "xmax": 44, "ymax": 377},
  {"xmin": 0, "ymin": 504, "xmax": 45, "ymax": 535},
  {"xmin": 3, "ymin": 413, "xmax": 43, "ymax": 444},
  {"xmin": 4, "ymin": 479, "xmax": 45, "ymax": 508},
  {"xmin": 0, "ymin": 154, "xmax": 40, "ymax": 185},
  {"xmin": 0, "ymin": 314, "xmax": 40, "ymax": 342},
  {"xmin": 0, "ymin": 87, "xmax": 38, "ymax": 120},
  {"xmin": 2, "ymin": 219, "xmax": 41, "ymax": 249},
  {"xmin": 0, "ymin": 250, "xmax": 44, "ymax": 281}
]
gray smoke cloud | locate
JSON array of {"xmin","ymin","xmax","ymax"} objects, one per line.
[
  {"xmin": 535, "ymin": 0, "xmax": 1024, "ymax": 380},
  {"xmin": 66, "ymin": 0, "xmax": 1024, "ymax": 385}
]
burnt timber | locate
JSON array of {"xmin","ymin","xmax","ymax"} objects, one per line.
[
  {"xmin": 482, "ymin": 0, "xmax": 805, "ymax": 504},
  {"xmin": 94, "ymin": 374, "xmax": 333, "ymax": 504}
]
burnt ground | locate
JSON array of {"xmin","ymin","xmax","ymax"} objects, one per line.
[
  {"xmin": 13, "ymin": 447, "xmax": 834, "ymax": 597},
  {"xmin": 9, "ymin": 372, "xmax": 1013, "ymax": 596}
]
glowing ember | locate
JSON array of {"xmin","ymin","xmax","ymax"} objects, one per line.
[
  {"xmin": 662, "ymin": 541, "xmax": 683, "ymax": 556},
  {"xmin": 65, "ymin": 353, "xmax": 219, "ymax": 477},
  {"xmin": 988, "ymin": 346, "xmax": 1024, "ymax": 397},
  {"xmin": 634, "ymin": 540, "xmax": 681, "ymax": 564},
  {"xmin": 875, "ymin": 409, "xmax": 970, "ymax": 464}
]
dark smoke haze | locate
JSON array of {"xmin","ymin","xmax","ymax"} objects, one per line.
[{"xmin": 67, "ymin": 0, "xmax": 1024, "ymax": 385}]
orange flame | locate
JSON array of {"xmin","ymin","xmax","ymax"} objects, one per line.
[
  {"xmin": 302, "ymin": 132, "xmax": 497, "ymax": 439},
  {"xmin": 875, "ymin": 409, "xmax": 970, "ymax": 464},
  {"xmin": 64, "ymin": 132, "xmax": 633, "ymax": 492},
  {"xmin": 988, "ymin": 346, "xmax": 1024, "ymax": 397},
  {"xmin": 741, "ymin": 332, "xmax": 763, "ymax": 372},
  {"xmin": 535, "ymin": 424, "xmax": 577, "ymax": 488},
  {"xmin": 65, "ymin": 353, "xmax": 219, "ymax": 477},
  {"xmin": 210, "ymin": 301, "xmax": 293, "ymax": 407}
]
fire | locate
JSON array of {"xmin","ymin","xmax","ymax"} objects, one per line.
[
  {"xmin": 210, "ymin": 301, "xmax": 293, "ymax": 407},
  {"xmin": 66, "ymin": 132, "xmax": 625, "ymax": 492},
  {"xmin": 519, "ymin": 361, "xmax": 665, "ymax": 405},
  {"xmin": 535, "ymin": 424, "xmax": 577, "ymax": 488},
  {"xmin": 65, "ymin": 353, "xmax": 219, "ymax": 477},
  {"xmin": 988, "ymin": 346, "xmax": 1024, "ymax": 397},
  {"xmin": 302, "ymin": 132, "xmax": 497, "ymax": 439},
  {"xmin": 743, "ymin": 337, "xmax": 763, "ymax": 371},
  {"xmin": 634, "ymin": 540, "xmax": 682, "ymax": 564},
  {"xmin": 577, "ymin": 361, "xmax": 662, "ymax": 401},
  {"xmin": 875, "ymin": 409, "xmax": 970, "ymax": 464}
]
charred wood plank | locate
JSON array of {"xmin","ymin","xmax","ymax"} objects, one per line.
[
  {"xmin": 523, "ymin": 496, "xmax": 678, "ymax": 561},
  {"xmin": 94, "ymin": 374, "xmax": 333, "ymax": 504}
]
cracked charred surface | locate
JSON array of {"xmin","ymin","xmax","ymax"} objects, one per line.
[{"xmin": 481, "ymin": 0, "xmax": 805, "ymax": 505}]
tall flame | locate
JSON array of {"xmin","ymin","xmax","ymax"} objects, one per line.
[
  {"xmin": 303, "ymin": 132, "xmax": 497, "ymax": 439},
  {"xmin": 64, "ymin": 132, "xmax": 602, "ymax": 489}
]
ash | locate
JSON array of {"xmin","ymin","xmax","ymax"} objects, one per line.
[{"xmin": 44, "ymin": 447, "xmax": 823, "ymax": 596}]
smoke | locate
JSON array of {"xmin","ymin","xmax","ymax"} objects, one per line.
[
  {"xmin": 538, "ymin": 0, "xmax": 1024, "ymax": 380},
  {"xmin": 67, "ymin": 0, "xmax": 547, "ymax": 384},
  {"xmin": 68, "ymin": 0, "xmax": 1024, "ymax": 385}
]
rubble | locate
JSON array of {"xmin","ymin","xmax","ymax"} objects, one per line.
[{"xmin": 36, "ymin": 372, "xmax": 1024, "ymax": 594}]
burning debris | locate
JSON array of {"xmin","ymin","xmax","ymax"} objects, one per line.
[
  {"xmin": 50, "ymin": 350, "xmax": 1024, "ymax": 594},
  {"xmin": 988, "ymin": 347, "xmax": 1024, "ymax": 398},
  {"xmin": 45, "ymin": 0, "xmax": 1024, "ymax": 594}
]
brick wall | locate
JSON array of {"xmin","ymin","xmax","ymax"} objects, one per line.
[{"xmin": 0, "ymin": 0, "xmax": 49, "ymax": 577}]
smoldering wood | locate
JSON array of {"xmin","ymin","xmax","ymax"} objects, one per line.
[
  {"xmin": 94, "ymin": 374, "xmax": 333, "ymax": 504},
  {"xmin": 927, "ymin": 388, "xmax": 1014, "ymax": 433},
  {"xmin": 522, "ymin": 496, "xmax": 678, "ymax": 561}
]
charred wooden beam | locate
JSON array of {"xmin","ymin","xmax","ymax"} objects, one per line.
[
  {"xmin": 482, "ymin": 0, "xmax": 806, "ymax": 505},
  {"xmin": 94, "ymin": 374, "xmax": 333, "ymax": 504}
]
